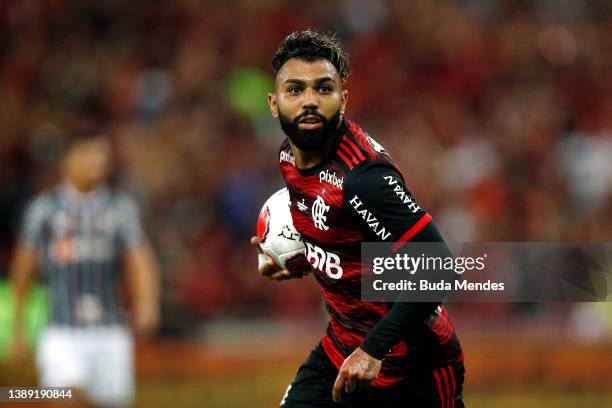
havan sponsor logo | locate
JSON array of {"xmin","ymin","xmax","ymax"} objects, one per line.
[
  {"xmin": 349, "ymin": 195, "xmax": 392, "ymax": 241},
  {"xmin": 383, "ymin": 175, "xmax": 421, "ymax": 213}
]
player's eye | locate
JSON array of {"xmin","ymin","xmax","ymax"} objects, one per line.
[
  {"xmin": 319, "ymin": 86, "xmax": 332, "ymax": 93},
  {"xmin": 288, "ymin": 87, "xmax": 301, "ymax": 95}
]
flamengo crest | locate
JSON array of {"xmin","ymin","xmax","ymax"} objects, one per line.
[{"xmin": 312, "ymin": 195, "xmax": 330, "ymax": 230}]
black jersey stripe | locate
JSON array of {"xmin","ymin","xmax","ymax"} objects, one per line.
[
  {"xmin": 338, "ymin": 142, "xmax": 360, "ymax": 165},
  {"xmin": 341, "ymin": 135, "xmax": 366, "ymax": 161},
  {"xmin": 337, "ymin": 149, "xmax": 354, "ymax": 169}
]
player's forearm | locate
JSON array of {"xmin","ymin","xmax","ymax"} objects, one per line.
[
  {"xmin": 134, "ymin": 282, "xmax": 159, "ymax": 314},
  {"xmin": 127, "ymin": 244, "xmax": 161, "ymax": 329},
  {"xmin": 360, "ymin": 222, "xmax": 451, "ymax": 360},
  {"xmin": 135, "ymin": 274, "xmax": 160, "ymax": 316},
  {"xmin": 9, "ymin": 246, "xmax": 37, "ymax": 337},
  {"xmin": 360, "ymin": 301, "xmax": 439, "ymax": 359}
]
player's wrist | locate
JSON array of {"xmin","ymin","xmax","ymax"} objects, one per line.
[{"xmin": 358, "ymin": 342, "xmax": 386, "ymax": 361}]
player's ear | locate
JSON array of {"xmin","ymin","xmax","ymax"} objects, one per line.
[
  {"xmin": 267, "ymin": 92, "xmax": 279, "ymax": 118},
  {"xmin": 340, "ymin": 89, "xmax": 348, "ymax": 116}
]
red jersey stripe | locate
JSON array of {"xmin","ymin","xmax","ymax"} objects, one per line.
[
  {"xmin": 321, "ymin": 335, "xmax": 344, "ymax": 369},
  {"xmin": 342, "ymin": 135, "xmax": 366, "ymax": 161},
  {"xmin": 347, "ymin": 121, "xmax": 376, "ymax": 159},
  {"xmin": 441, "ymin": 366, "xmax": 451, "ymax": 408},
  {"xmin": 433, "ymin": 369, "xmax": 446, "ymax": 408},
  {"xmin": 339, "ymin": 143, "xmax": 360, "ymax": 165},
  {"xmin": 390, "ymin": 213, "xmax": 432, "ymax": 252},
  {"xmin": 432, "ymin": 316, "xmax": 448, "ymax": 337},
  {"xmin": 432, "ymin": 317, "xmax": 454, "ymax": 345}
]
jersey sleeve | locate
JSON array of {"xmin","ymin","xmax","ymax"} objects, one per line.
[
  {"xmin": 345, "ymin": 162, "xmax": 450, "ymax": 359},
  {"xmin": 359, "ymin": 219, "xmax": 449, "ymax": 360},
  {"xmin": 343, "ymin": 161, "xmax": 432, "ymax": 245},
  {"xmin": 19, "ymin": 195, "xmax": 52, "ymax": 250},
  {"xmin": 116, "ymin": 194, "xmax": 144, "ymax": 250}
]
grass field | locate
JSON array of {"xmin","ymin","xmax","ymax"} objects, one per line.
[
  {"xmin": 137, "ymin": 336, "xmax": 612, "ymax": 408},
  {"xmin": 137, "ymin": 383, "xmax": 612, "ymax": 408},
  {"xmin": 137, "ymin": 372, "xmax": 612, "ymax": 408},
  {"xmin": 2, "ymin": 341, "xmax": 612, "ymax": 408},
  {"xmin": 2, "ymin": 293, "xmax": 611, "ymax": 408},
  {"xmin": 135, "ymin": 338, "xmax": 612, "ymax": 408}
]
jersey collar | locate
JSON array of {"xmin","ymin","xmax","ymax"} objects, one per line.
[{"xmin": 58, "ymin": 181, "xmax": 110, "ymax": 210}]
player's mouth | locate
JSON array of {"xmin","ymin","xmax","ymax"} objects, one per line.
[{"xmin": 298, "ymin": 115, "xmax": 323, "ymax": 130}]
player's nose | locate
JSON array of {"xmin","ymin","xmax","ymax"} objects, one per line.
[{"xmin": 301, "ymin": 88, "xmax": 318, "ymax": 109}]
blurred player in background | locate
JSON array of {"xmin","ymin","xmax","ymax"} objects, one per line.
[
  {"xmin": 9, "ymin": 133, "xmax": 160, "ymax": 407},
  {"xmin": 253, "ymin": 31, "xmax": 464, "ymax": 407}
]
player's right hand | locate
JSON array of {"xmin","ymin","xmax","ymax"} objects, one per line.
[
  {"xmin": 250, "ymin": 236, "xmax": 297, "ymax": 281},
  {"xmin": 332, "ymin": 347, "xmax": 382, "ymax": 402}
]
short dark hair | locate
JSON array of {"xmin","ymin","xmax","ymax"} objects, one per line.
[{"xmin": 272, "ymin": 30, "xmax": 349, "ymax": 83}]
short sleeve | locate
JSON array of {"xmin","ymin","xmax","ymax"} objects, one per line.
[
  {"xmin": 116, "ymin": 194, "xmax": 144, "ymax": 249},
  {"xmin": 343, "ymin": 162, "xmax": 432, "ymax": 244},
  {"xmin": 19, "ymin": 195, "xmax": 52, "ymax": 250}
]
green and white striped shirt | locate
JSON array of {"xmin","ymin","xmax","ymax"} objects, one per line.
[{"xmin": 20, "ymin": 183, "xmax": 144, "ymax": 327}]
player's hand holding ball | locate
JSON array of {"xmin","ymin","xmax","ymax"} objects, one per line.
[
  {"xmin": 250, "ymin": 236, "xmax": 292, "ymax": 281},
  {"xmin": 252, "ymin": 188, "xmax": 312, "ymax": 281}
]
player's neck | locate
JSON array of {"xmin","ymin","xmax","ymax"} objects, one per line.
[
  {"xmin": 66, "ymin": 179, "xmax": 101, "ymax": 195},
  {"xmin": 291, "ymin": 144, "xmax": 330, "ymax": 169}
]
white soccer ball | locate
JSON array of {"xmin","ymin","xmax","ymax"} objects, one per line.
[{"xmin": 257, "ymin": 188, "xmax": 310, "ymax": 274}]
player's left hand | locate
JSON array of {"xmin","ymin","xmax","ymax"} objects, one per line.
[{"xmin": 332, "ymin": 347, "xmax": 382, "ymax": 402}]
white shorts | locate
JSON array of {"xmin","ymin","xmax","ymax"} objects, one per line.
[{"xmin": 36, "ymin": 326, "xmax": 134, "ymax": 407}]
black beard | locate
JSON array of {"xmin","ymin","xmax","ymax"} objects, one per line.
[{"xmin": 279, "ymin": 109, "xmax": 342, "ymax": 152}]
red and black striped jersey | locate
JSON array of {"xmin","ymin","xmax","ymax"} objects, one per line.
[{"xmin": 279, "ymin": 119, "xmax": 463, "ymax": 386}]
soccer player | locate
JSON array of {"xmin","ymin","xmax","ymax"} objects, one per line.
[
  {"xmin": 251, "ymin": 31, "xmax": 465, "ymax": 407},
  {"xmin": 9, "ymin": 133, "xmax": 160, "ymax": 407}
]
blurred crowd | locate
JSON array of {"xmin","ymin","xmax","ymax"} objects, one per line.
[{"xmin": 0, "ymin": 1, "xmax": 610, "ymax": 332}]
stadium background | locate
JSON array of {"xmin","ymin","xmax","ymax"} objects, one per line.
[{"xmin": 0, "ymin": 0, "xmax": 611, "ymax": 406}]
